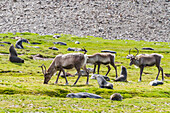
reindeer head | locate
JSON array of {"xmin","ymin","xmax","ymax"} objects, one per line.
[
  {"xmin": 39, "ymin": 64, "xmax": 51, "ymax": 84},
  {"xmin": 127, "ymin": 48, "xmax": 139, "ymax": 66}
]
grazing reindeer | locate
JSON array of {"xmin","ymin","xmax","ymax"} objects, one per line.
[
  {"xmin": 127, "ymin": 48, "xmax": 164, "ymax": 82},
  {"xmin": 87, "ymin": 53, "xmax": 118, "ymax": 78},
  {"xmin": 39, "ymin": 53, "xmax": 89, "ymax": 85}
]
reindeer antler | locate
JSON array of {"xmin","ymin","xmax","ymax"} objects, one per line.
[
  {"xmin": 134, "ymin": 47, "xmax": 139, "ymax": 57},
  {"xmin": 39, "ymin": 64, "xmax": 46, "ymax": 75}
]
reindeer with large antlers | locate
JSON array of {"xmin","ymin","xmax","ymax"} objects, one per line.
[
  {"xmin": 127, "ymin": 48, "xmax": 164, "ymax": 82},
  {"xmin": 39, "ymin": 53, "xmax": 89, "ymax": 85}
]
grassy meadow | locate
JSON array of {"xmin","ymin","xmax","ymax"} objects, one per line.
[{"xmin": 0, "ymin": 32, "xmax": 169, "ymax": 112}]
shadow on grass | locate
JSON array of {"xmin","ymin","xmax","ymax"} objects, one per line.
[
  {"xmin": 12, "ymin": 62, "xmax": 23, "ymax": 66},
  {"xmin": 49, "ymin": 83, "xmax": 93, "ymax": 87}
]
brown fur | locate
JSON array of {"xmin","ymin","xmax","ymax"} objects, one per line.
[
  {"xmin": 42, "ymin": 53, "xmax": 89, "ymax": 85},
  {"xmin": 87, "ymin": 53, "xmax": 117, "ymax": 77},
  {"xmin": 128, "ymin": 51, "xmax": 164, "ymax": 81}
]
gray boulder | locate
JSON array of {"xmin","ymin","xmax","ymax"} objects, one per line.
[
  {"xmin": 66, "ymin": 92, "xmax": 103, "ymax": 99},
  {"xmin": 75, "ymin": 41, "xmax": 80, "ymax": 44},
  {"xmin": 53, "ymin": 35, "xmax": 61, "ymax": 39}
]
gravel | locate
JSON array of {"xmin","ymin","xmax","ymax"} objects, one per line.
[{"xmin": 0, "ymin": 0, "xmax": 169, "ymax": 42}]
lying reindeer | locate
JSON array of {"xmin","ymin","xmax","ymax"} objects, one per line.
[
  {"xmin": 127, "ymin": 48, "xmax": 164, "ymax": 82},
  {"xmin": 87, "ymin": 53, "xmax": 118, "ymax": 78},
  {"xmin": 39, "ymin": 53, "xmax": 89, "ymax": 85}
]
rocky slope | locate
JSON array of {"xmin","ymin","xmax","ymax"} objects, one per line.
[{"xmin": 0, "ymin": 0, "xmax": 169, "ymax": 42}]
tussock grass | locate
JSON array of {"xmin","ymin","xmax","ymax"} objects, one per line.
[{"xmin": 0, "ymin": 33, "xmax": 169, "ymax": 112}]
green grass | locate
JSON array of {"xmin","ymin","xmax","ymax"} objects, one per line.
[{"xmin": 0, "ymin": 32, "xmax": 169, "ymax": 112}]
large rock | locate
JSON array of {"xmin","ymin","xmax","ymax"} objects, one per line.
[{"xmin": 66, "ymin": 92, "xmax": 103, "ymax": 99}]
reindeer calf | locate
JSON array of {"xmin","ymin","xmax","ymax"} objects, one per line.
[{"xmin": 40, "ymin": 53, "xmax": 89, "ymax": 85}]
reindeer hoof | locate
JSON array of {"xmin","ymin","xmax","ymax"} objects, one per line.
[
  {"xmin": 65, "ymin": 83, "xmax": 69, "ymax": 85},
  {"xmin": 86, "ymin": 82, "xmax": 89, "ymax": 85},
  {"xmin": 138, "ymin": 79, "xmax": 141, "ymax": 82}
]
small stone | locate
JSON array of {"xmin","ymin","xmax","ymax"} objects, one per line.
[
  {"xmin": 75, "ymin": 41, "xmax": 80, "ymax": 44},
  {"xmin": 53, "ymin": 35, "xmax": 61, "ymax": 39},
  {"xmin": 53, "ymin": 42, "xmax": 67, "ymax": 46},
  {"xmin": 142, "ymin": 47, "xmax": 154, "ymax": 50},
  {"xmin": 101, "ymin": 50, "xmax": 116, "ymax": 54}
]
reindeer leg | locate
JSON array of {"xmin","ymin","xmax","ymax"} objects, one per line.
[
  {"xmin": 73, "ymin": 68, "xmax": 81, "ymax": 85},
  {"xmin": 111, "ymin": 63, "xmax": 118, "ymax": 78},
  {"xmin": 139, "ymin": 66, "xmax": 144, "ymax": 82},
  {"xmin": 61, "ymin": 69, "xmax": 68, "ymax": 85},
  {"xmin": 83, "ymin": 65, "xmax": 89, "ymax": 85},
  {"xmin": 155, "ymin": 66, "xmax": 160, "ymax": 80},
  {"xmin": 105, "ymin": 65, "xmax": 111, "ymax": 76},
  {"xmin": 93, "ymin": 64, "xmax": 96, "ymax": 74},
  {"xmin": 55, "ymin": 70, "xmax": 61, "ymax": 84},
  {"xmin": 97, "ymin": 64, "xmax": 101, "ymax": 74},
  {"xmin": 155, "ymin": 66, "xmax": 164, "ymax": 81},
  {"xmin": 161, "ymin": 67, "xmax": 164, "ymax": 81}
]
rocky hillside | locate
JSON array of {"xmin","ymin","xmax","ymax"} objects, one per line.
[{"xmin": 0, "ymin": 0, "xmax": 169, "ymax": 42}]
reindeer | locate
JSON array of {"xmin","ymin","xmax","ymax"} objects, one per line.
[
  {"xmin": 127, "ymin": 48, "xmax": 164, "ymax": 82},
  {"xmin": 87, "ymin": 53, "xmax": 118, "ymax": 78},
  {"xmin": 39, "ymin": 53, "xmax": 89, "ymax": 85}
]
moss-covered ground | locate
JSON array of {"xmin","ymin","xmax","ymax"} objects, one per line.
[{"xmin": 0, "ymin": 33, "xmax": 169, "ymax": 112}]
